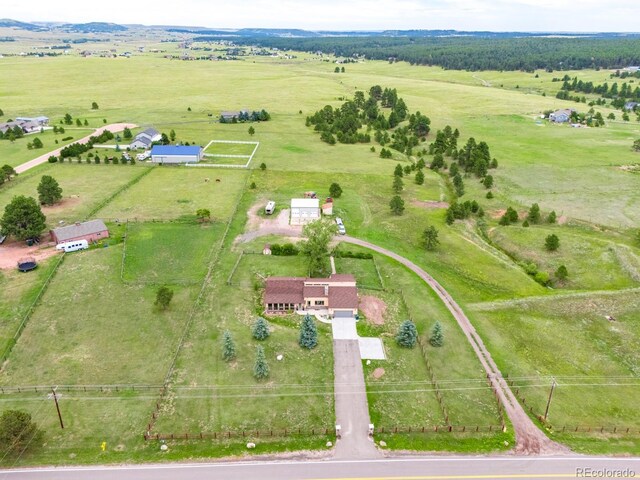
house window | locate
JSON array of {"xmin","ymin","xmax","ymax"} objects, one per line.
[{"xmin": 314, "ymin": 300, "xmax": 325, "ymax": 306}]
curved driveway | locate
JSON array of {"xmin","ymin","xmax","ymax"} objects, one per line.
[
  {"xmin": 15, "ymin": 123, "xmax": 138, "ymax": 174},
  {"xmin": 340, "ymin": 236, "xmax": 567, "ymax": 455}
]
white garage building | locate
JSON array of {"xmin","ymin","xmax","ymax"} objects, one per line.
[
  {"xmin": 290, "ymin": 198, "xmax": 320, "ymax": 225},
  {"xmin": 151, "ymin": 145, "xmax": 203, "ymax": 164}
]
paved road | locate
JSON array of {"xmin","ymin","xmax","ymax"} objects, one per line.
[
  {"xmin": 1, "ymin": 456, "xmax": 638, "ymax": 479},
  {"xmin": 333, "ymin": 339, "xmax": 380, "ymax": 459},
  {"xmin": 14, "ymin": 123, "xmax": 137, "ymax": 174},
  {"xmin": 340, "ymin": 236, "xmax": 565, "ymax": 455}
]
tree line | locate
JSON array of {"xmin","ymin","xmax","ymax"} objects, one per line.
[{"xmin": 231, "ymin": 36, "xmax": 640, "ymax": 72}]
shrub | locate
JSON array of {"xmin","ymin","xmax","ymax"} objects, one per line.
[{"xmin": 0, "ymin": 410, "xmax": 43, "ymax": 455}]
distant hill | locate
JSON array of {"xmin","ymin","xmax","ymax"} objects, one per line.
[
  {"xmin": 0, "ymin": 18, "xmax": 43, "ymax": 31},
  {"xmin": 62, "ymin": 22, "xmax": 128, "ymax": 33}
]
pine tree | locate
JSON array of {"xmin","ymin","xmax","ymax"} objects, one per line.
[
  {"xmin": 527, "ymin": 203, "xmax": 541, "ymax": 224},
  {"xmin": 299, "ymin": 314, "xmax": 318, "ymax": 349},
  {"xmin": 547, "ymin": 210, "xmax": 557, "ymax": 223},
  {"xmin": 545, "ymin": 234, "xmax": 560, "ymax": 251},
  {"xmin": 253, "ymin": 345, "xmax": 270, "ymax": 380},
  {"xmin": 422, "ymin": 226, "xmax": 439, "ymax": 250},
  {"xmin": 396, "ymin": 320, "xmax": 418, "ymax": 348},
  {"xmin": 389, "ymin": 195, "xmax": 405, "ymax": 215},
  {"xmin": 37, "ymin": 175, "xmax": 63, "ymax": 206},
  {"xmin": 429, "ymin": 321, "xmax": 444, "ymax": 347},
  {"xmin": 555, "ymin": 265, "xmax": 569, "ymax": 281},
  {"xmin": 394, "ymin": 163, "xmax": 403, "ymax": 177},
  {"xmin": 392, "ymin": 175, "xmax": 404, "ymax": 193},
  {"xmin": 415, "ymin": 169, "xmax": 425, "ymax": 185},
  {"xmin": 222, "ymin": 330, "xmax": 236, "ymax": 361},
  {"xmin": 252, "ymin": 317, "xmax": 270, "ymax": 341}
]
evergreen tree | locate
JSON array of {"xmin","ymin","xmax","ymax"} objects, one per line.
[
  {"xmin": 394, "ymin": 163, "xmax": 404, "ymax": 177},
  {"xmin": 154, "ymin": 286, "xmax": 174, "ymax": 310},
  {"xmin": 329, "ymin": 182, "xmax": 343, "ymax": 198},
  {"xmin": 170, "ymin": 129, "xmax": 176, "ymax": 142},
  {"xmin": 0, "ymin": 410, "xmax": 43, "ymax": 455},
  {"xmin": 389, "ymin": 195, "xmax": 405, "ymax": 215},
  {"xmin": 486, "ymin": 191, "xmax": 494, "ymax": 199},
  {"xmin": 32, "ymin": 137, "xmax": 43, "ymax": 149},
  {"xmin": 555, "ymin": 265, "xmax": 569, "ymax": 281},
  {"xmin": 0, "ymin": 195, "xmax": 46, "ymax": 241},
  {"xmin": 248, "ymin": 126, "xmax": 255, "ymax": 136},
  {"xmin": 482, "ymin": 175, "xmax": 493, "ymax": 189},
  {"xmin": 452, "ymin": 173, "xmax": 464, "ymax": 197},
  {"xmin": 422, "ymin": 226, "xmax": 439, "ymax": 250},
  {"xmin": 429, "ymin": 321, "xmax": 444, "ymax": 347},
  {"xmin": 260, "ymin": 162, "xmax": 267, "ymax": 171},
  {"xmin": 123, "ymin": 127, "xmax": 133, "ymax": 139},
  {"xmin": 1, "ymin": 164, "xmax": 16, "ymax": 182},
  {"xmin": 222, "ymin": 330, "xmax": 236, "ymax": 361},
  {"xmin": 392, "ymin": 175, "xmax": 404, "ymax": 193},
  {"xmin": 396, "ymin": 320, "xmax": 418, "ymax": 348},
  {"xmin": 547, "ymin": 210, "xmax": 557, "ymax": 223},
  {"xmin": 527, "ymin": 203, "xmax": 541, "ymax": 224},
  {"xmin": 253, "ymin": 345, "xmax": 270, "ymax": 380},
  {"xmin": 299, "ymin": 314, "xmax": 318, "ymax": 349},
  {"xmin": 545, "ymin": 234, "xmax": 560, "ymax": 251},
  {"xmin": 91, "ymin": 102, "xmax": 99, "ymax": 110},
  {"xmin": 415, "ymin": 169, "xmax": 425, "ymax": 185},
  {"xmin": 252, "ymin": 317, "xmax": 270, "ymax": 341},
  {"xmin": 37, "ymin": 175, "xmax": 63, "ymax": 206}
]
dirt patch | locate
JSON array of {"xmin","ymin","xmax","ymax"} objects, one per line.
[
  {"xmin": 235, "ymin": 201, "xmax": 302, "ymax": 244},
  {"xmin": 557, "ymin": 215, "xmax": 568, "ymax": 225},
  {"xmin": 359, "ymin": 295, "xmax": 387, "ymax": 325},
  {"xmin": 0, "ymin": 236, "xmax": 60, "ymax": 270},
  {"xmin": 372, "ymin": 367, "xmax": 385, "ymax": 379},
  {"xmin": 412, "ymin": 200, "xmax": 449, "ymax": 209},
  {"xmin": 41, "ymin": 196, "xmax": 82, "ymax": 216}
]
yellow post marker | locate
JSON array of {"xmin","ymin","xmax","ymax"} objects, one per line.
[{"xmin": 101, "ymin": 442, "xmax": 107, "ymax": 452}]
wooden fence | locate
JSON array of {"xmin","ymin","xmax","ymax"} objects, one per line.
[
  {"xmin": 144, "ymin": 427, "xmax": 332, "ymax": 441},
  {"xmin": 377, "ymin": 425, "xmax": 504, "ymax": 434}
]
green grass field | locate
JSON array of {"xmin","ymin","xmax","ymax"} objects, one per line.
[
  {"xmin": 0, "ymin": 163, "xmax": 145, "ymax": 228},
  {"xmin": 122, "ymin": 222, "xmax": 225, "ymax": 285},
  {"xmin": 0, "ymin": 40, "xmax": 639, "ymax": 461},
  {"xmin": 99, "ymin": 167, "xmax": 248, "ymax": 221}
]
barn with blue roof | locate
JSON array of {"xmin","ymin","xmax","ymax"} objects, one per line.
[{"xmin": 150, "ymin": 145, "xmax": 203, "ymax": 164}]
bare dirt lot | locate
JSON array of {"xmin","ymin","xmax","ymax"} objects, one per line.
[
  {"xmin": 0, "ymin": 237, "xmax": 60, "ymax": 269},
  {"xmin": 359, "ymin": 295, "xmax": 387, "ymax": 325},
  {"xmin": 236, "ymin": 202, "xmax": 302, "ymax": 244},
  {"xmin": 411, "ymin": 200, "xmax": 449, "ymax": 209}
]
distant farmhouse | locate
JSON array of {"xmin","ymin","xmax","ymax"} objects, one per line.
[
  {"xmin": 219, "ymin": 109, "xmax": 271, "ymax": 123},
  {"xmin": 0, "ymin": 116, "xmax": 49, "ymax": 135},
  {"xmin": 549, "ymin": 109, "xmax": 574, "ymax": 123},
  {"xmin": 150, "ymin": 145, "xmax": 203, "ymax": 164},
  {"xmin": 264, "ymin": 274, "xmax": 358, "ymax": 317},
  {"xmin": 51, "ymin": 219, "xmax": 109, "ymax": 245},
  {"xmin": 130, "ymin": 128, "xmax": 161, "ymax": 149},
  {"xmin": 624, "ymin": 102, "xmax": 638, "ymax": 112},
  {"xmin": 290, "ymin": 198, "xmax": 320, "ymax": 225}
]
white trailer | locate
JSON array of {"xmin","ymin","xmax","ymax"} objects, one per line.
[{"xmin": 56, "ymin": 239, "xmax": 89, "ymax": 252}]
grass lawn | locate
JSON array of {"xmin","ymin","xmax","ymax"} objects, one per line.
[
  {"xmin": 469, "ymin": 289, "xmax": 640, "ymax": 429},
  {"xmin": 334, "ymin": 256, "xmax": 384, "ymax": 290},
  {"xmin": 99, "ymin": 166, "xmax": 248, "ymax": 221},
  {"xmin": 0, "ymin": 256, "xmax": 59, "ymax": 356},
  {"xmin": 489, "ymin": 224, "xmax": 640, "ymax": 290},
  {"xmin": 123, "ymin": 222, "xmax": 226, "ymax": 285},
  {"xmin": 0, "ymin": 246, "xmax": 198, "ymax": 386},
  {"xmin": 0, "ymin": 163, "xmax": 145, "ymax": 228},
  {"xmin": 203, "ymin": 141, "xmax": 257, "ymax": 156},
  {"xmin": 154, "ymin": 248, "xmax": 335, "ymax": 434}
]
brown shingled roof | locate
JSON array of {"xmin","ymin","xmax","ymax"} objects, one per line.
[
  {"xmin": 328, "ymin": 286, "xmax": 359, "ymax": 309},
  {"xmin": 264, "ymin": 277, "xmax": 305, "ymax": 305}
]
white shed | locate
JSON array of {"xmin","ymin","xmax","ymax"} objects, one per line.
[{"xmin": 290, "ymin": 198, "xmax": 320, "ymax": 225}]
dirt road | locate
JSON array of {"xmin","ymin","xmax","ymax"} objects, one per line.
[
  {"xmin": 15, "ymin": 123, "xmax": 138, "ymax": 174},
  {"xmin": 340, "ymin": 236, "xmax": 568, "ymax": 455}
]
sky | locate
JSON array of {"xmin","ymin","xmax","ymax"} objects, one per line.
[{"xmin": 3, "ymin": 0, "xmax": 640, "ymax": 32}]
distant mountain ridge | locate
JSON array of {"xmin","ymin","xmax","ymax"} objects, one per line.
[{"xmin": 0, "ymin": 18, "xmax": 43, "ymax": 31}]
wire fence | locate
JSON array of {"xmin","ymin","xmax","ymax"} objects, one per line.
[
  {"xmin": 0, "ymin": 384, "xmax": 163, "ymax": 395},
  {"xmin": 143, "ymin": 427, "xmax": 332, "ymax": 441}
]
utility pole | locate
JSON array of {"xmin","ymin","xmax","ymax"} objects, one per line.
[
  {"xmin": 51, "ymin": 387, "xmax": 64, "ymax": 429},
  {"xmin": 543, "ymin": 378, "xmax": 556, "ymax": 422}
]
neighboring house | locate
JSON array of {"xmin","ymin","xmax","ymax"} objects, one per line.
[
  {"xmin": 136, "ymin": 128, "xmax": 161, "ymax": 143},
  {"xmin": 290, "ymin": 198, "xmax": 320, "ymax": 225},
  {"xmin": 264, "ymin": 274, "xmax": 358, "ymax": 316},
  {"xmin": 624, "ymin": 102, "xmax": 638, "ymax": 111},
  {"xmin": 220, "ymin": 110, "xmax": 249, "ymax": 122},
  {"xmin": 129, "ymin": 136, "xmax": 153, "ymax": 150},
  {"xmin": 549, "ymin": 109, "xmax": 574, "ymax": 123},
  {"xmin": 0, "ymin": 119, "xmax": 42, "ymax": 134},
  {"xmin": 51, "ymin": 219, "xmax": 109, "ymax": 245},
  {"xmin": 150, "ymin": 145, "xmax": 203, "ymax": 164},
  {"xmin": 15, "ymin": 116, "xmax": 49, "ymax": 126}
]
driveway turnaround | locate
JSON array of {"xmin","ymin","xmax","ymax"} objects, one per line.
[{"xmin": 333, "ymin": 339, "xmax": 381, "ymax": 459}]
